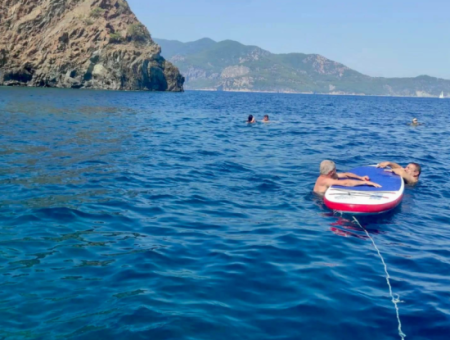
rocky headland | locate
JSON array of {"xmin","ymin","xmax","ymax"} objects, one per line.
[{"xmin": 0, "ymin": 0, "xmax": 184, "ymax": 91}]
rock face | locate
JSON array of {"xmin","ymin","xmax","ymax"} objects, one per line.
[{"xmin": 0, "ymin": 0, "xmax": 184, "ymax": 91}]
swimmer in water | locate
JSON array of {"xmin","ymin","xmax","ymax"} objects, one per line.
[
  {"xmin": 262, "ymin": 115, "xmax": 269, "ymax": 122},
  {"xmin": 377, "ymin": 161, "xmax": 421, "ymax": 185},
  {"xmin": 313, "ymin": 160, "xmax": 381, "ymax": 195},
  {"xmin": 247, "ymin": 115, "xmax": 256, "ymax": 123},
  {"xmin": 409, "ymin": 118, "xmax": 423, "ymax": 126}
]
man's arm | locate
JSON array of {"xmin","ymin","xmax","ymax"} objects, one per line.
[
  {"xmin": 388, "ymin": 168, "xmax": 418, "ymax": 185},
  {"xmin": 378, "ymin": 161, "xmax": 402, "ymax": 169},
  {"xmin": 338, "ymin": 172, "xmax": 370, "ymax": 181},
  {"xmin": 326, "ymin": 178, "xmax": 381, "ymax": 188}
]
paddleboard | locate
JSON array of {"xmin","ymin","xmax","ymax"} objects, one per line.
[{"xmin": 324, "ymin": 166, "xmax": 404, "ymax": 215}]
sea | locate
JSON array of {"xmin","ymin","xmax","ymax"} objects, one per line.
[{"xmin": 0, "ymin": 87, "xmax": 449, "ymax": 340}]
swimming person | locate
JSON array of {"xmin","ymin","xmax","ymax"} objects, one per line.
[
  {"xmin": 247, "ymin": 115, "xmax": 256, "ymax": 123},
  {"xmin": 313, "ymin": 160, "xmax": 381, "ymax": 195},
  {"xmin": 410, "ymin": 118, "xmax": 423, "ymax": 126},
  {"xmin": 262, "ymin": 115, "xmax": 269, "ymax": 122},
  {"xmin": 377, "ymin": 161, "xmax": 421, "ymax": 185}
]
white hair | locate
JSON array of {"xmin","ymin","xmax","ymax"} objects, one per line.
[{"xmin": 320, "ymin": 160, "xmax": 336, "ymax": 175}]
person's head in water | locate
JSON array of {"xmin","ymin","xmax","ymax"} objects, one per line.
[
  {"xmin": 405, "ymin": 162, "xmax": 421, "ymax": 179},
  {"xmin": 320, "ymin": 160, "xmax": 337, "ymax": 178},
  {"xmin": 247, "ymin": 115, "xmax": 256, "ymax": 123},
  {"xmin": 263, "ymin": 115, "xmax": 269, "ymax": 122},
  {"xmin": 412, "ymin": 118, "xmax": 418, "ymax": 124}
]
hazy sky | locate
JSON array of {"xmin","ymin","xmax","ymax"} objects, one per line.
[{"xmin": 127, "ymin": 0, "xmax": 449, "ymax": 79}]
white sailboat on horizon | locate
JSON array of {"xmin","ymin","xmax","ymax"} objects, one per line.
[{"xmin": 439, "ymin": 91, "xmax": 444, "ymax": 99}]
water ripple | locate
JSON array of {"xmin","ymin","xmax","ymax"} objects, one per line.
[{"xmin": 0, "ymin": 87, "xmax": 449, "ymax": 339}]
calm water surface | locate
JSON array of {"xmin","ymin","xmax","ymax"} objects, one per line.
[{"xmin": 0, "ymin": 87, "xmax": 450, "ymax": 339}]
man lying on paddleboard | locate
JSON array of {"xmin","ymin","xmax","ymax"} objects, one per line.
[
  {"xmin": 314, "ymin": 160, "xmax": 381, "ymax": 195},
  {"xmin": 377, "ymin": 161, "xmax": 421, "ymax": 185}
]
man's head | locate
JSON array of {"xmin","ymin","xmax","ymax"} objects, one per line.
[
  {"xmin": 248, "ymin": 115, "xmax": 254, "ymax": 122},
  {"xmin": 412, "ymin": 118, "xmax": 418, "ymax": 124},
  {"xmin": 405, "ymin": 163, "xmax": 421, "ymax": 178},
  {"xmin": 263, "ymin": 115, "xmax": 269, "ymax": 121},
  {"xmin": 320, "ymin": 160, "xmax": 336, "ymax": 176}
]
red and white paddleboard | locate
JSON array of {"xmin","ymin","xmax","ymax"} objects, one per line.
[{"xmin": 324, "ymin": 166, "xmax": 404, "ymax": 215}]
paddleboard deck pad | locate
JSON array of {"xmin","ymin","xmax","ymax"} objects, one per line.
[{"xmin": 324, "ymin": 166, "xmax": 404, "ymax": 214}]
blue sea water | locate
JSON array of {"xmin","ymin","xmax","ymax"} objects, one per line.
[{"xmin": 0, "ymin": 87, "xmax": 450, "ymax": 340}]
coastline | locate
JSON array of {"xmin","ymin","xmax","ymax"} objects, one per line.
[
  {"xmin": 185, "ymin": 87, "xmax": 446, "ymax": 99},
  {"xmin": 0, "ymin": 85, "xmax": 445, "ymax": 99}
]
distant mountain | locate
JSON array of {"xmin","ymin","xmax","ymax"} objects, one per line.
[
  {"xmin": 155, "ymin": 38, "xmax": 216, "ymax": 60},
  {"xmin": 154, "ymin": 38, "xmax": 450, "ymax": 97}
]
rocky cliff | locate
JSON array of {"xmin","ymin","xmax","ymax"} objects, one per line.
[{"xmin": 0, "ymin": 0, "xmax": 184, "ymax": 91}]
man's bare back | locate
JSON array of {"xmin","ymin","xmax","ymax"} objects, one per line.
[{"xmin": 314, "ymin": 160, "xmax": 381, "ymax": 195}]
